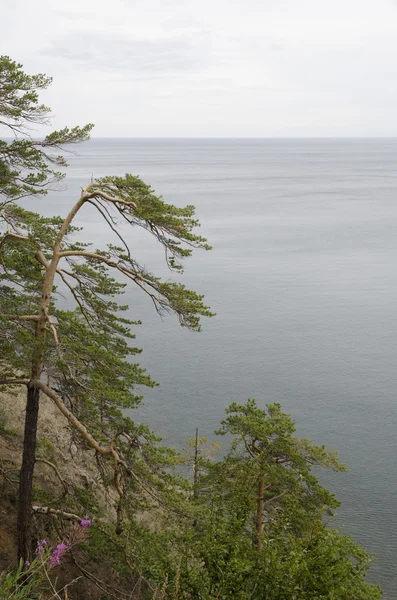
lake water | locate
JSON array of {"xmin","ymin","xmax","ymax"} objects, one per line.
[{"xmin": 35, "ymin": 138, "xmax": 397, "ymax": 596}]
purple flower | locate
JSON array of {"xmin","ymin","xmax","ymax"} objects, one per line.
[
  {"xmin": 24, "ymin": 561, "xmax": 30, "ymax": 567},
  {"xmin": 49, "ymin": 543, "xmax": 68, "ymax": 566},
  {"xmin": 34, "ymin": 539, "xmax": 47, "ymax": 556},
  {"xmin": 80, "ymin": 519, "xmax": 91, "ymax": 528}
]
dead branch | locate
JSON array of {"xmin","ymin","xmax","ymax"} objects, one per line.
[
  {"xmin": 32, "ymin": 506, "xmax": 84, "ymax": 522},
  {"xmin": 0, "ymin": 465, "xmax": 19, "ymax": 484},
  {"xmin": 262, "ymin": 490, "xmax": 288, "ymax": 508},
  {"xmin": 35, "ymin": 458, "xmax": 69, "ymax": 499},
  {"xmin": 0, "ymin": 378, "xmax": 29, "ymax": 386}
]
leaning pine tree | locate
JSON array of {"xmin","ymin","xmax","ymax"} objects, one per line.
[
  {"xmin": 0, "ymin": 178, "xmax": 213, "ymax": 562},
  {"xmin": 0, "ymin": 55, "xmax": 213, "ymax": 562}
]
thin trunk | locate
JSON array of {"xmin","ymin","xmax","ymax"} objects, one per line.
[
  {"xmin": 193, "ymin": 427, "xmax": 199, "ymax": 498},
  {"xmin": 100, "ymin": 397, "xmax": 104, "ymax": 433},
  {"xmin": 255, "ymin": 473, "xmax": 265, "ymax": 550},
  {"xmin": 192, "ymin": 428, "xmax": 199, "ymax": 527},
  {"xmin": 17, "ymin": 384, "xmax": 40, "ymax": 562},
  {"xmin": 17, "ymin": 258, "xmax": 58, "ymax": 561},
  {"xmin": 16, "ymin": 186, "xmax": 98, "ymax": 561}
]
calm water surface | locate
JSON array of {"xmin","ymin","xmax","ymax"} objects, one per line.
[{"xmin": 36, "ymin": 139, "xmax": 397, "ymax": 596}]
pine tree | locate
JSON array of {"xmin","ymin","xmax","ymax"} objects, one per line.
[
  {"xmin": 0, "ymin": 179, "xmax": 213, "ymax": 561},
  {"xmin": 0, "ymin": 55, "xmax": 93, "ymax": 202},
  {"xmin": 169, "ymin": 400, "xmax": 382, "ymax": 599},
  {"xmin": 0, "ymin": 57, "xmax": 213, "ymax": 561}
]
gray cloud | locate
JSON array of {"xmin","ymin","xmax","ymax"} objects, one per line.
[
  {"xmin": 41, "ymin": 31, "xmax": 213, "ymax": 78},
  {"xmin": 2, "ymin": 0, "xmax": 397, "ymax": 136}
]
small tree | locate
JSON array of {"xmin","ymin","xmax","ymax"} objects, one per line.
[
  {"xmin": 215, "ymin": 400, "xmax": 348, "ymax": 548},
  {"xmin": 170, "ymin": 401, "xmax": 381, "ymax": 599}
]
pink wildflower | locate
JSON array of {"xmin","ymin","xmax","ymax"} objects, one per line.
[
  {"xmin": 49, "ymin": 543, "xmax": 68, "ymax": 566},
  {"xmin": 80, "ymin": 519, "xmax": 91, "ymax": 528},
  {"xmin": 34, "ymin": 539, "xmax": 47, "ymax": 556}
]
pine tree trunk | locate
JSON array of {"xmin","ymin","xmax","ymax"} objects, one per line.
[
  {"xmin": 255, "ymin": 473, "xmax": 265, "ymax": 550},
  {"xmin": 15, "ymin": 196, "xmax": 86, "ymax": 562},
  {"xmin": 17, "ymin": 383, "xmax": 40, "ymax": 562}
]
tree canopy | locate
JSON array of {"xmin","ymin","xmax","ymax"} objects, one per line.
[{"xmin": 0, "ymin": 55, "xmax": 93, "ymax": 202}]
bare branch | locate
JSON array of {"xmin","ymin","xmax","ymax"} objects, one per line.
[
  {"xmin": 85, "ymin": 188, "xmax": 137, "ymax": 210},
  {"xmin": 87, "ymin": 199, "xmax": 131, "ymax": 260},
  {"xmin": 33, "ymin": 380, "xmax": 180, "ymax": 523},
  {"xmin": 0, "ymin": 465, "xmax": 19, "ymax": 485},
  {"xmin": 263, "ymin": 490, "xmax": 288, "ymax": 508},
  {"xmin": 35, "ymin": 458, "xmax": 69, "ymax": 499},
  {"xmin": 33, "ymin": 380, "xmax": 110, "ymax": 456},
  {"xmin": 45, "ymin": 310, "xmax": 60, "ymax": 349},
  {"xmin": 0, "ymin": 230, "xmax": 40, "ymax": 250},
  {"xmin": 0, "ymin": 379, "xmax": 29, "ymax": 386},
  {"xmin": 55, "ymin": 268, "xmax": 92, "ymax": 326},
  {"xmin": 51, "ymin": 183, "xmax": 95, "ymax": 255},
  {"xmin": 32, "ymin": 506, "xmax": 84, "ymax": 523}
]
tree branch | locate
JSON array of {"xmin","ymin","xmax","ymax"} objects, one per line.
[
  {"xmin": 1, "ymin": 314, "xmax": 39, "ymax": 322},
  {"xmin": 0, "ymin": 379, "xmax": 29, "ymax": 386},
  {"xmin": 55, "ymin": 268, "xmax": 92, "ymax": 326},
  {"xmin": 87, "ymin": 199, "xmax": 131, "ymax": 260},
  {"xmin": 33, "ymin": 380, "xmax": 111, "ymax": 456},
  {"xmin": 58, "ymin": 250, "xmax": 167, "ymax": 313},
  {"xmin": 263, "ymin": 490, "xmax": 288, "ymax": 508},
  {"xmin": 71, "ymin": 556, "xmax": 133, "ymax": 600},
  {"xmin": 31, "ymin": 380, "xmax": 127, "ymax": 530},
  {"xmin": 85, "ymin": 188, "xmax": 137, "ymax": 210},
  {"xmin": 32, "ymin": 506, "xmax": 84, "ymax": 522},
  {"xmin": 35, "ymin": 458, "xmax": 68, "ymax": 499},
  {"xmin": 32, "ymin": 380, "xmax": 180, "ymax": 523}
]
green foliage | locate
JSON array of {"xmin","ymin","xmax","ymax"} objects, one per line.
[
  {"xmin": 0, "ymin": 400, "xmax": 383, "ymax": 599},
  {"xmin": 158, "ymin": 400, "xmax": 381, "ymax": 599},
  {"xmin": 0, "ymin": 558, "xmax": 48, "ymax": 599},
  {"xmin": 73, "ymin": 487, "xmax": 100, "ymax": 517},
  {"xmin": 43, "ymin": 401, "xmax": 379, "ymax": 600},
  {"xmin": 32, "ymin": 485, "xmax": 57, "ymax": 507},
  {"xmin": 36, "ymin": 439, "xmax": 56, "ymax": 464},
  {"xmin": 0, "ymin": 55, "xmax": 52, "ymax": 128},
  {"xmin": 215, "ymin": 400, "xmax": 347, "ymax": 530},
  {"xmin": 0, "ymin": 526, "xmax": 91, "ymax": 599},
  {"xmin": 0, "ymin": 182, "xmax": 214, "ymax": 568},
  {"xmin": 0, "ymin": 55, "xmax": 93, "ymax": 201}
]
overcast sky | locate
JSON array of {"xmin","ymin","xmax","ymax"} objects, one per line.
[{"xmin": 2, "ymin": 0, "xmax": 397, "ymax": 137}]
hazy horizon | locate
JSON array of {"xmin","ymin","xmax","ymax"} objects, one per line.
[
  {"xmin": 88, "ymin": 135, "xmax": 397, "ymax": 139},
  {"xmin": 4, "ymin": 135, "xmax": 397, "ymax": 141}
]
